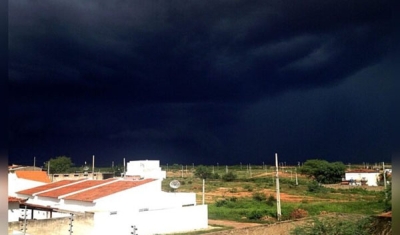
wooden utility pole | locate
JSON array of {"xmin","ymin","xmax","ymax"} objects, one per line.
[{"xmin": 275, "ymin": 153, "xmax": 282, "ymax": 221}]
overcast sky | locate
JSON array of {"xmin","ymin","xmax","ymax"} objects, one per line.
[{"xmin": 8, "ymin": 0, "xmax": 398, "ymax": 167}]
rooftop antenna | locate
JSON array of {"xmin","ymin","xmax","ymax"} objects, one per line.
[{"xmin": 169, "ymin": 179, "xmax": 181, "ymax": 192}]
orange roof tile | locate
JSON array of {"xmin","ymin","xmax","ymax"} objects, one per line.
[
  {"xmin": 8, "ymin": 196, "xmax": 27, "ymax": 203},
  {"xmin": 37, "ymin": 179, "xmax": 117, "ymax": 198},
  {"xmin": 16, "ymin": 180, "xmax": 81, "ymax": 196},
  {"xmin": 15, "ymin": 171, "xmax": 51, "ymax": 183},
  {"xmin": 64, "ymin": 178, "xmax": 156, "ymax": 202}
]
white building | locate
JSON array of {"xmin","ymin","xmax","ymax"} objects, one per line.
[
  {"xmin": 345, "ymin": 170, "xmax": 380, "ymax": 186},
  {"xmin": 8, "ymin": 171, "xmax": 51, "ymax": 197},
  {"xmin": 15, "ymin": 160, "xmax": 207, "ymax": 235},
  {"xmin": 125, "ymin": 160, "xmax": 166, "ymax": 179}
]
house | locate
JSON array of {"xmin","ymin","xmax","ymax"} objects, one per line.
[
  {"xmin": 344, "ymin": 169, "xmax": 380, "ymax": 186},
  {"xmin": 8, "ymin": 170, "xmax": 51, "ymax": 197},
  {"xmin": 8, "ymin": 197, "xmax": 27, "ymax": 222},
  {"xmin": 13, "ymin": 160, "xmax": 207, "ymax": 235}
]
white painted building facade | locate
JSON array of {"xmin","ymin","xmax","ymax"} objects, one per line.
[
  {"xmin": 15, "ymin": 160, "xmax": 208, "ymax": 234},
  {"xmin": 125, "ymin": 160, "xmax": 166, "ymax": 179},
  {"xmin": 345, "ymin": 171, "xmax": 380, "ymax": 186}
]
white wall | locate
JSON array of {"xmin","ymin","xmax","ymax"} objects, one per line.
[
  {"xmin": 345, "ymin": 172, "xmax": 379, "ymax": 186},
  {"xmin": 93, "ymin": 180, "xmax": 162, "ymax": 211},
  {"xmin": 8, "ymin": 202, "xmax": 20, "ymax": 222},
  {"xmin": 92, "ymin": 205, "xmax": 208, "ymax": 235},
  {"xmin": 8, "ymin": 173, "xmax": 47, "ymax": 197},
  {"xmin": 126, "ymin": 160, "xmax": 166, "ymax": 179}
]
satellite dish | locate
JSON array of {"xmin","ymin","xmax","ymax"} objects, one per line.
[{"xmin": 169, "ymin": 180, "xmax": 181, "ymax": 189}]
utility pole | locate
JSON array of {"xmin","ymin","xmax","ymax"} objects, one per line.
[
  {"xmin": 202, "ymin": 179, "xmax": 205, "ymax": 205},
  {"xmin": 275, "ymin": 153, "xmax": 282, "ymax": 221},
  {"xmin": 123, "ymin": 158, "xmax": 126, "ymax": 178},
  {"xmin": 226, "ymin": 165, "xmax": 228, "ymax": 174},
  {"xmin": 92, "ymin": 155, "xmax": 95, "ymax": 179},
  {"xmin": 47, "ymin": 161, "xmax": 50, "ymax": 175},
  {"xmin": 295, "ymin": 168, "xmax": 298, "ymax": 186},
  {"xmin": 383, "ymin": 162, "xmax": 387, "ymax": 200},
  {"xmin": 33, "ymin": 156, "xmax": 36, "ymax": 169},
  {"xmin": 249, "ymin": 164, "xmax": 252, "ymax": 177}
]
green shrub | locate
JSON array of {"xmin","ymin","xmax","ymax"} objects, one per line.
[
  {"xmin": 266, "ymin": 194, "xmax": 276, "ymax": 206},
  {"xmin": 222, "ymin": 171, "xmax": 237, "ymax": 182},
  {"xmin": 248, "ymin": 210, "xmax": 265, "ymax": 220},
  {"xmin": 290, "ymin": 216, "xmax": 373, "ymax": 235},
  {"xmin": 252, "ymin": 192, "xmax": 266, "ymax": 202}
]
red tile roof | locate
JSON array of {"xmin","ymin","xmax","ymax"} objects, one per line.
[
  {"xmin": 16, "ymin": 180, "xmax": 81, "ymax": 196},
  {"xmin": 8, "ymin": 196, "xmax": 27, "ymax": 203},
  {"xmin": 64, "ymin": 178, "xmax": 156, "ymax": 202},
  {"xmin": 37, "ymin": 179, "xmax": 117, "ymax": 198},
  {"xmin": 15, "ymin": 171, "xmax": 51, "ymax": 183}
]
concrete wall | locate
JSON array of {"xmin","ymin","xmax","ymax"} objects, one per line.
[
  {"xmin": 92, "ymin": 205, "xmax": 208, "ymax": 235},
  {"xmin": 49, "ymin": 172, "xmax": 106, "ymax": 182},
  {"xmin": 8, "ymin": 213, "xmax": 94, "ymax": 235}
]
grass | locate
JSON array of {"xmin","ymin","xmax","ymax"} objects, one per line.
[{"xmin": 162, "ymin": 166, "xmax": 388, "ymax": 223}]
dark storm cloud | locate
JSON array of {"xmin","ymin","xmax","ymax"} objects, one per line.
[
  {"xmin": 8, "ymin": 0, "xmax": 396, "ymax": 165},
  {"xmin": 9, "ymin": 0, "xmax": 392, "ymax": 102}
]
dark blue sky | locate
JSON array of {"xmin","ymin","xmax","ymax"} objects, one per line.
[{"xmin": 8, "ymin": 0, "xmax": 399, "ymax": 167}]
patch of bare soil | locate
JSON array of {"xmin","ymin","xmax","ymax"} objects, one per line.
[{"xmin": 208, "ymin": 219, "xmax": 262, "ymax": 229}]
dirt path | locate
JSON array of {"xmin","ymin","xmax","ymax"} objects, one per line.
[{"xmin": 208, "ymin": 219, "xmax": 262, "ymax": 229}]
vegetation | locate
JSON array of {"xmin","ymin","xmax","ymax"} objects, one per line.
[
  {"xmin": 194, "ymin": 165, "xmax": 214, "ymax": 179},
  {"xmin": 290, "ymin": 216, "xmax": 374, "ymax": 235},
  {"xmin": 221, "ymin": 171, "xmax": 237, "ymax": 181},
  {"xmin": 299, "ymin": 159, "xmax": 346, "ymax": 184},
  {"xmin": 45, "ymin": 155, "xmax": 74, "ymax": 174}
]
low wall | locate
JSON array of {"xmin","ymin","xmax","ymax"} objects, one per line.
[
  {"xmin": 93, "ymin": 205, "xmax": 208, "ymax": 235},
  {"xmin": 8, "ymin": 213, "xmax": 94, "ymax": 235}
]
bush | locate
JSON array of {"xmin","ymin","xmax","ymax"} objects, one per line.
[
  {"xmin": 266, "ymin": 194, "xmax": 276, "ymax": 206},
  {"xmin": 222, "ymin": 171, "xmax": 237, "ymax": 182},
  {"xmin": 290, "ymin": 216, "xmax": 373, "ymax": 235},
  {"xmin": 307, "ymin": 181, "xmax": 328, "ymax": 193},
  {"xmin": 248, "ymin": 210, "xmax": 265, "ymax": 220},
  {"xmin": 252, "ymin": 192, "xmax": 266, "ymax": 202}
]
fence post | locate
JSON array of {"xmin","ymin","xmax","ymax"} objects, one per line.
[
  {"xmin": 68, "ymin": 213, "xmax": 74, "ymax": 235},
  {"xmin": 131, "ymin": 225, "xmax": 138, "ymax": 235}
]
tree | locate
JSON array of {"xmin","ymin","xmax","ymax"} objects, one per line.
[
  {"xmin": 45, "ymin": 156, "xmax": 74, "ymax": 174},
  {"xmin": 299, "ymin": 159, "xmax": 346, "ymax": 184},
  {"xmin": 194, "ymin": 165, "xmax": 213, "ymax": 179}
]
